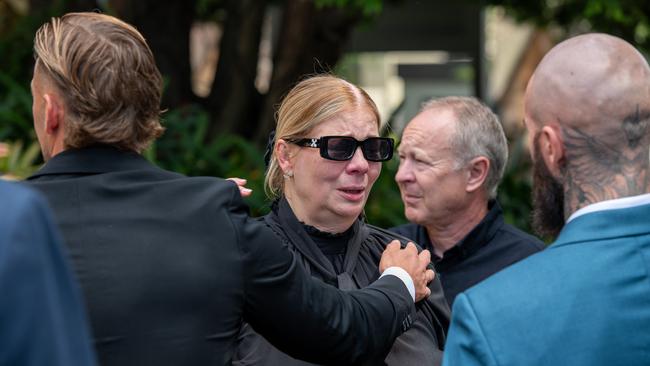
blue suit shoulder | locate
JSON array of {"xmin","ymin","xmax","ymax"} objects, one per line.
[
  {"xmin": 0, "ymin": 180, "xmax": 97, "ymax": 366},
  {"xmin": 0, "ymin": 181, "xmax": 50, "ymax": 230}
]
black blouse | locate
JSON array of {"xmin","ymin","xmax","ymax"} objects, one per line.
[
  {"xmin": 301, "ymin": 223, "xmax": 351, "ymax": 275},
  {"xmin": 233, "ymin": 197, "xmax": 450, "ymax": 366}
]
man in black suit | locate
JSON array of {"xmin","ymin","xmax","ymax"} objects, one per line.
[{"xmin": 25, "ymin": 12, "xmax": 433, "ymax": 366}]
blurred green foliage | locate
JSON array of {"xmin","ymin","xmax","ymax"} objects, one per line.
[
  {"xmin": 9, "ymin": 0, "xmax": 646, "ymax": 234},
  {"xmin": 0, "ymin": 72, "xmax": 33, "ymax": 142},
  {"xmin": 315, "ymin": 0, "xmax": 384, "ymax": 16},
  {"xmin": 147, "ymin": 106, "xmax": 271, "ymax": 216},
  {"xmin": 0, "ymin": 0, "xmax": 537, "ymax": 231},
  {"xmin": 365, "ymin": 148, "xmax": 407, "ymax": 228},
  {"xmin": 483, "ymin": 0, "xmax": 650, "ymax": 53},
  {"xmin": 0, "ymin": 140, "xmax": 42, "ymax": 180},
  {"xmin": 498, "ymin": 136, "xmax": 533, "ymax": 233}
]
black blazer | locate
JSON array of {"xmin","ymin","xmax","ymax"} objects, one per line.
[{"xmin": 25, "ymin": 146, "xmax": 415, "ymax": 366}]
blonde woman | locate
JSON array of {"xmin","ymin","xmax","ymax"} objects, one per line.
[{"xmin": 233, "ymin": 75, "xmax": 450, "ymax": 366}]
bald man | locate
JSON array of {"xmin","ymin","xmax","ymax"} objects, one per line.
[{"xmin": 443, "ymin": 33, "xmax": 650, "ymax": 366}]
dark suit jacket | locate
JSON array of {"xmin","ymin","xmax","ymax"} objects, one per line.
[
  {"xmin": 26, "ymin": 146, "xmax": 415, "ymax": 366},
  {"xmin": 0, "ymin": 181, "xmax": 96, "ymax": 366}
]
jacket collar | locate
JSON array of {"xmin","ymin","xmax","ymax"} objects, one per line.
[
  {"xmin": 434, "ymin": 200, "xmax": 503, "ymax": 269},
  {"xmin": 553, "ymin": 201, "xmax": 650, "ymax": 248},
  {"xmin": 27, "ymin": 145, "xmax": 155, "ymax": 179}
]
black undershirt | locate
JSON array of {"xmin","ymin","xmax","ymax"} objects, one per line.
[{"xmin": 302, "ymin": 223, "xmax": 352, "ymax": 275}]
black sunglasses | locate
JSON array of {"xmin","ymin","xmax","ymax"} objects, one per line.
[{"xmin": 290, "ymin": 136, "xmax": 394, "ymax": 162}]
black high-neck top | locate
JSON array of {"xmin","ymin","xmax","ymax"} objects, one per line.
[{"xmin": 391, "ymin": 201, "xmax": 545, "ymax": 306}]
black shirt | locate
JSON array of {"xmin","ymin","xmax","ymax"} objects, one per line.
[
  {"xmin": 302, "ymin": 223, "xmax": 351, "ymax": 275},
  {"xmin": 391, "ymin": 201, "xmax": 545, "ymax": 306}
]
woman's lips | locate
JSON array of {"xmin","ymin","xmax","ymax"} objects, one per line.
[{"xmin": 338, "ymin": 187, "xmax": 365, "ymax": 201}]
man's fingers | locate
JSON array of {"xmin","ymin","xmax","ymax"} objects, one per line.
[
  {"xmin": 227, "ymin": 177, "xmax": 252, "ymax": 197},
  {"xmin": 404, "ymin": 242, "xmax": 418, "ymax": 255},
  {"xmin": 426, "ymin": 269, "xmax": 435, "ymax": 283},
  {"xmin": 385, "ymin": 240, "xmax": 401, "ymax": 253},
  {"xmin": 227, "ymin": 177, "xmax": 247, "ymax": 186},
  {"xmin": 415, "ymin": 283, "xmax": 432, "ymax": 302},
  {"xmin": 379, "ymin": 240, "xmax": 402, "ymax": 273},
  {"xmin": 418, "ymin": 249, "xmax": 431, "ymax": 268}
]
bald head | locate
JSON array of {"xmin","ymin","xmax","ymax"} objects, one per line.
[
  {"xmin": 525, "ymin": 33, "xmax": 650, "ymax": 223},
  {"xmin": 525, "ymin": 33, "xmax": 650, "ymax": 139}
]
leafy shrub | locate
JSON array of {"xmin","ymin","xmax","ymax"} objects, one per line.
[
  {"xmin": 499, "ymin": 136, "xmax": 534, "ymax": 234},
  {"xmin": 0, "ymin": 140, "xmax": 42, "ymax": 180},
  {"xmin": 148, "ymin": 105, "xmax": 270, "ymax": 216},
  {"xmin": 365, "ymin": 139, "xmax": 407, "ymax": 229}
]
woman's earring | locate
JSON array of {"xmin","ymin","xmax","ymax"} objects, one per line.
[{"xmin": 283, "ymin": 171, "xmax": 294, "ymax": 179}]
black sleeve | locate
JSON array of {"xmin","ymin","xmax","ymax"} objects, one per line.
[
  {"xmin": 227, "ymin": 189, "xmax": 416, "ymax": 364},
  {"xmin": 384, "ymin": 311, "xmax": 443, "ymax": 366},
  {"xmin": 419, "ymin": 273, "xmax": 451, "ymax": 346},
  {"xmin": 384, "ymin": 274, "xmax": 450, "ymax": 365},
  {"xmin": 373, "ymin": 224, "xmax": 450, "ymax": 337}
]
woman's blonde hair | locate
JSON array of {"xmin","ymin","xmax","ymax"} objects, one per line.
[
  {"xmin": 265, "ymin": 75, "xmax": 380, "ymax": 199},
  {"xmin": 33, "ymin": 12, "xmax": 164, "ymax": 152}
]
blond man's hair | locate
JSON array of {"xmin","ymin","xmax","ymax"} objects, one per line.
[
  {"xmin": 33, "ymin": 12, "xmax": 164, "ymax": 152},
  {"xmin": 265, "ymin": 75, "xmax": 380, "ymax": 198}
]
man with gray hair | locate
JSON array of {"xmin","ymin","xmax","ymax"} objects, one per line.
[{"xmin": 391, "ymin": 96, "xmax": 544, "ymax": 306}]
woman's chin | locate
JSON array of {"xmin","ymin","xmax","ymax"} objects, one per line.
[{"xmin": 332, "ymin": 201, "xmax": 366, "ymax": 220}]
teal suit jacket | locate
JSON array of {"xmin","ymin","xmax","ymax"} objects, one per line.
[{"xmin": 443, "ymin": 203, "xmax": 650, "ymax": 366}]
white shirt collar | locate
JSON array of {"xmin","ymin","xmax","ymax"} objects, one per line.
[{"xmin": 567, "ymin": 193, "xmax": 650, "ymax": 223}]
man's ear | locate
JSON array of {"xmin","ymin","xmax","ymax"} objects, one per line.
[
  {"xmin": 466, "ymin": 156, "xmax": 489, "ymax": 193},
  {"xmin": 538, "ymin": 125, "xmax": 565, "ymax": 178},
  {"xmin": 275, "ymin": 139, "xmax": 295, "ymax": 173},
  {"xmin": 43, "ymin": 93, "xmax": 64, "ymax": 135}
]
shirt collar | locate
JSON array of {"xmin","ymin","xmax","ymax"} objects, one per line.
[
  {"xmin": 567, "ymin": 193, "xmax": 650, "ymax": 223},
  {"xmin": 433, "ymin": 200, "xmax": 503, "ymax": 268}
]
